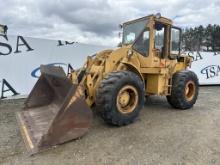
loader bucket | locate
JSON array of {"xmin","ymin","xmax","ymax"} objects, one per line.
[{"xmin": 16, "ymin": 65, "xmax": 92, "ymax": 155}]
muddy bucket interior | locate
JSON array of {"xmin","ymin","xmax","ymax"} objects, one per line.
[{"xmin": 16, "ymin": 66, "xmax": 92, "ymax": 155}]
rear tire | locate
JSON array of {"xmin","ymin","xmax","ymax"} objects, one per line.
[
  {"xmin": 95, "ymin": 71, "xmax": 145, "ymax": 126},
  {"xmin": 167, "ymin": 70, "xmax": 199, "ymax": 109}
]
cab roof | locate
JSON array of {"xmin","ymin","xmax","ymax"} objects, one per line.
[{"xmin": 123, "ymin": 14, "xmax": 173, "ymax": 26}]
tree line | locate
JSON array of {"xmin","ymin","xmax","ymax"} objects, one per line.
[{"xmin": 182, "ymin": 24, "xmax": 220, "ymax": 52}]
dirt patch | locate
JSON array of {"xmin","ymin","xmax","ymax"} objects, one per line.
[{"xmin": 0, "ymin": 87, "xmax": 220, "ymax": 165}]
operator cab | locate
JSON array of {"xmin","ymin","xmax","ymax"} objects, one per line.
[{"xmin": 122, "ymin": 14, "xmax": 181, "ymax": 60}]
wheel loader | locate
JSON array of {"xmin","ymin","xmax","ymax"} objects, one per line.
[{"xmin": 16, "ymin": 14, "xmax": 199, "ymax": 154}]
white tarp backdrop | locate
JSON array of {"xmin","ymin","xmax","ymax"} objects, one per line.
[
  {"xmin": 188, "ymin": 51, "xmax": 220, "ymax": 85},
  {"xmin": 0, "ymin": 34, "xmax": 108, "ymax": 99},
  {"xmin": 0, "ymin": 34, "xmax": 219, "ymax": 99}
]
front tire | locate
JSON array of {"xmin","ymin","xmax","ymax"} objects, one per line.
[
  {"xmin": 167, "ymin": 70, "xmax": 199, "ymax": 109},
  {"xmin": 95, "ymin": 71, "xmax": 145, "ymax": 126}
]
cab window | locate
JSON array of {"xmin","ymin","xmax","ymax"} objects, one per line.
[
  {"xmin": 154, "ymin": 22, "xmax": 166, "ymax": 58},
  {"xmin": 133, "ymin": 28, "xmax": 149, "ymax": 56},
  {"xmin": 155, "ymin": 25, "xmax": 165, "ymax": 51},
  {"xmin": 171, "ymin": 28, "xmax": 181, "ymax": 55}
]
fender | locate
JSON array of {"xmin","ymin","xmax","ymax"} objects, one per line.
[{"xmin": 121, "ymin": 61, "xmax": 145, "ymax": 87}]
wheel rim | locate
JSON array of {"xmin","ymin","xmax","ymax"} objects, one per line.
[
  {"xmin": 185, "ymin": 80, "xmax": 196, "ymax": 101},
  {"xmin": 116, "ymin": 85, "xmax": 139, "ymax": 114}
]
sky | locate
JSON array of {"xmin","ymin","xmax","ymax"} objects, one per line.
[{"xmin": 1, "ymin": 0, "xmax": 220, "ymax": 46}]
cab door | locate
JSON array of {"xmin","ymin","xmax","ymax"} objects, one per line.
[
  {"xmin": 169, "ymin": 26, "xmax": 181, "ymax": 59},
  {"xmin": 133, "ymin": 21, "xmax": 170, "ymax": 68}
]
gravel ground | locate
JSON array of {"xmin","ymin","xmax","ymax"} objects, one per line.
[{"xmin": 0, "ymin": 86, "xmax": 220, "ymax": 165}]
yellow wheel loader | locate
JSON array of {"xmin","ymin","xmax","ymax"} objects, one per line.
[{"xmin": 16, "ymin": 14, "xmax": 199, "ymax": 154}]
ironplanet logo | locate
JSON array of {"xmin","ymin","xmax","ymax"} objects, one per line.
[{"xmin": 201, "ymin": 65, "xmax": 220, "ymax": 79}]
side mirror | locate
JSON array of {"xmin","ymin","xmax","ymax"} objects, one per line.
[
  {"xmin": 0, "ymin": 24, "xmax": 8, "ymax": 34},
  {"xmin": 119, "ymin": 24, "xmax": 123, "ymax": 29}
]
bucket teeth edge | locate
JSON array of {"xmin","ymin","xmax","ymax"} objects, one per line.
[{"xmin": 16, "ymin": 112, "xmax": 36, "ymax": 154}]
